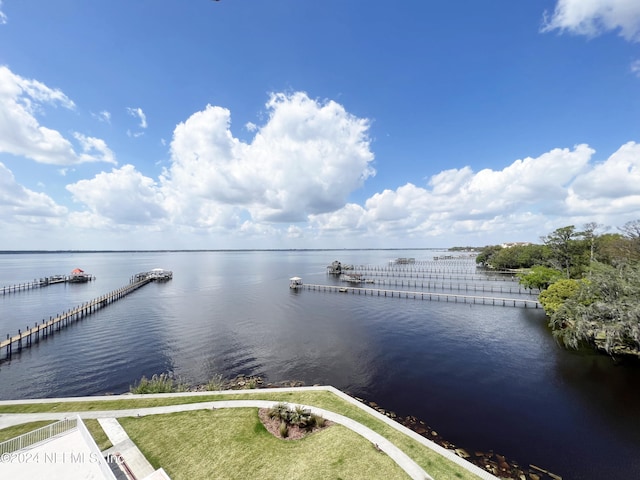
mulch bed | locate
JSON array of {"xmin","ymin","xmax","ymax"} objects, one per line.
[{"xmin": 258, "ymin": 408, "xmax": 333, "ymax": 440}]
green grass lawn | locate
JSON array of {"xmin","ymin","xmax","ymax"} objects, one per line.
[
  {"xmin": 0, "ymin": 390, "xmax": 480, "ymax": 479},
  {"xmin": 120, "ymin": 408, "xmax": 412, "ymax": 480},
  {"xmin": 83, "ymin": 418, "xmax": 112, "ymax": 451}
]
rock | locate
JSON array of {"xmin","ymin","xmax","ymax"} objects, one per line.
[{"xmin": 455, "ymin": 448, "xmax": 470, "ymax": 458}]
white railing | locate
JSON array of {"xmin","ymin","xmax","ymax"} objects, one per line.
[
  {"xmin": 76, "ymin": 416, "xmax": 118, "ymax": 480},
  {"xmin": 0, "ymin": 417, "xmax": 77, "ymax": 455}
]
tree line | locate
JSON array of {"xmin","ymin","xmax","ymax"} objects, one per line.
[{"xmin": 475, "ymin": 220, "xmax": 640, "ymax": 359}]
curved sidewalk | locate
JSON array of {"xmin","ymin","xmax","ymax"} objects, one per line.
[{"xmin": 0, "ymin": 386, "xmax": 499, "ymax": 480}]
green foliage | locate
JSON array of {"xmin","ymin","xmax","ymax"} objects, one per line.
[
  {"xmin": 539, "ymin": 278, "xmax": 581, "ymax": 315},
  {"xmin": 518, "ymin": 266, "xmax": 563, "ymax": 290},
  {"xmin": 541, "ymin": 225, "xmax": 586, "ymax": 278},
  {"xmin": 311, "ymin": 414, "xmax": 326, "ymax": 429},
  {"xmin": 268, "ymin": 402, "xmax": 290, "ymax": 422},
  {"xmin": 278, "ymin": 421, "xmax": 289, "ymax": 438},
  {"xmin": 476, "ymin": 244, "xmax": 548, "ymax": 270},
  {"xmin": 448, "ymin": 246, "xmax": 481, "ymax": 252},
  {"xmin": 477, "ymin": 219, "xmax": 640, "ymax": 275},
  {"xmin": 130, "ymin": 373, "xmax": 189, "ymax": 394},
  {"xmin": 547, "ymin": 262, "xmax": 640, "ymax": 357},
  {"xmin": 595, "ymin": 233, "xmax": 628, "ymax": 265},
  {"xmin": 267, "ymin": 402, "xmax": 323, "ymax": 432},
  {"xmin": 475, "ymin": 245, "xmax": 503, "ymax": 266},
  {"xmin": 205, "ymin": 374, "xmax": 226, "ymax": 391}
]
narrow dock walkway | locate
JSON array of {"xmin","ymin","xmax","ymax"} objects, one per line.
[
  {"xmin": 1, "ymin": 275, "xmax": 95, "ymax": 296},
  {"xmin": 298, "ymin": 283, "xmax": 541, "ymax": 308},
  {"xmin": 349, "ymin": 269, "xmax": 519, "ymax": 282},
  {"xmin": 357, "ymin": 277, "xmax": 538, "ymax": 295}
]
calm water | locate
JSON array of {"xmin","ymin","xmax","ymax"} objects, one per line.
[{"xmin": 1, "ymin": 250, "xmax": 639, "ymax": 479}]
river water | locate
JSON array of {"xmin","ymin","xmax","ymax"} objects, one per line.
[{"xmin": 0, "ymin": 250, "xmax": 639, "ymax": 479}]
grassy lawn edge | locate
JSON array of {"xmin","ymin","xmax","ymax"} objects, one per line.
[{"xmin": 0, "ymin": 387, "xmax": 485, "ymax": 479}]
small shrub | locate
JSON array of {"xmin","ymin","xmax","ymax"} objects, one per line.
[
  {"xmin": 311, "ymin": 414, "xmax": 325, "ymax": 429},
  {"xmin": 288, "ymin": 405, "xmax": 308, "ymax": 426},
  {"xmin": 246, "ymin": 378, "xmax": 258, "ymax": 389},
  {"xmin": 129, "ymin": 372, "xmax": 188, "ymax": 394},
  {"xmin": 205, "ymin": 374, "xmax": 226, "ymax": 391},
  {"xmin": 268, "ymin": 402, "xmax": 290, "ymax": 422},
  {"xmin": 279, "ymin": 421, "xmax": 289, "ymax": 438},
  {"xmin": 267, "ymin": 404, "xmax": 327, "ymax": 435}
]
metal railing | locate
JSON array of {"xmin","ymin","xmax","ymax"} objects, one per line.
[{"xmin": 0, "ymin": 417, "xmax": 77, "ymax": 455}]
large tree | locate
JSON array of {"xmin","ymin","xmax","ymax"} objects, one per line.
[
  {"xmin": 518, "ymin": 265, "xmax": 563, "ymax": 291},
  {"xmin": 547, "ymin": 262, "xmax": 640, "ymax": 357},
  {"xmin": 581, "ymin": 222, "xmax": 607, "ymax": 264},
  {"xmin": 617, "ymin": 219, "xmax": 640, "ymax": 264},
  {"xmin": 541, "ymin": 225, "xmax": 587, "ymax": 278}
]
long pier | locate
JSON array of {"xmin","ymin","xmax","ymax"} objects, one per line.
[
  {"xmin": 298, "ymin": 283, "xmax": 541, "ymax": 308},
  {"xmin": 356, "ymin": 278, "xmax": 539, "ymax": 295},
  {"xmin": 348, "ymin": 269, "xmax": 518, "ymax": 282},
  {"xmin": 1, "ymin": 271, "xmax": 170, "ymax": 361}
]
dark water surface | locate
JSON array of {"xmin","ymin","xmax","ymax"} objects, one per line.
[{"xmin": 1, "ymin": 250, "xmax": 639, "ymax": 479}]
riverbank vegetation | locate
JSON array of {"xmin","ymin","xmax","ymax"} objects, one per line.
[
  {"xmin": 476, "ymin": 220, "xmax": 640, "ymax": 358},
  {"xmin": 130, "ymin": 373, "xmax": 268, "ymax": 394}
]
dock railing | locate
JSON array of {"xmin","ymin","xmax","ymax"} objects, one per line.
[
  {"xmin": 0, "ymin": 417, "xmax": 77, "ymax": 455},
  {"xmin": 300, "ymin": 283, "xmax": 541, "ymax": 308}
]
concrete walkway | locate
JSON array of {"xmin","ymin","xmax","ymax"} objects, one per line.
[
  {"xmin": 0, "ymin": 386, "xmax": 499, "ymax": 480},
  {"xmin": 98, "ymin": 418, "xmax": 157, "ymax": 480}
]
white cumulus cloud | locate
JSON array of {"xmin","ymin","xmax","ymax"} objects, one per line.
[
  {"xmin": 310, "ymin": 144, "xmax": 608, "ymax": 241},
  {"xmin": 0, "ymin": 162, "xmax": 67, "ymax": 218},
  {"xmin": 66, "ymin": 164, "xmax": 166, "ymax": 225},
  {"xmin": 163, "ymin": 91, "xmax": 375, "ymax": 223},
  {"xmin": 566, "ymin": 141, "xmax": 640, "ymax": 215},
  {"xmin": 543, "ymin": 0, "xmax": 640, "ymax": 41},
  {"xmin": 0, "ymin": 65, "xmax": 116, "ymax": 165}
]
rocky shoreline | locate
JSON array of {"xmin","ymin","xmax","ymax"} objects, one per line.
[
  {"xmin": 206, "ymin": 375, "xmax": 562, "ymax": 480},
  {"xmin": 352, "ymin": 397, "xmax": 562, "ymax": 480}
]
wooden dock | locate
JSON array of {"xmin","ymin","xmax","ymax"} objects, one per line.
[
  {"xmin": 297, "ymin": 283, "xmax": 541, "ymax": 308},
  {"xmin": 356, "ymin": 278, "xmax": 539, "ymax": 295},
  {"xmin": 1, "ymin": 274, "xmax": 95, "ymax": 295},
  {"xmin": 1, "ymin": 270, "xmax": 171, "ymax": 361},
  {"xmin": 349, "ymin": 269, "xmax": 519, "ymax": 282}
]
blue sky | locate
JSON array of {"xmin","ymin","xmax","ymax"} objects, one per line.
[{"xmin": 1, "ymin": 0, "xmax": 639, "ymax": 250}]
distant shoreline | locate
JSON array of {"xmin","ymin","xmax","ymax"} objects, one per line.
[{"xmin": 0, "ymin": 248, "xmax": 452, "ymax": 254}]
